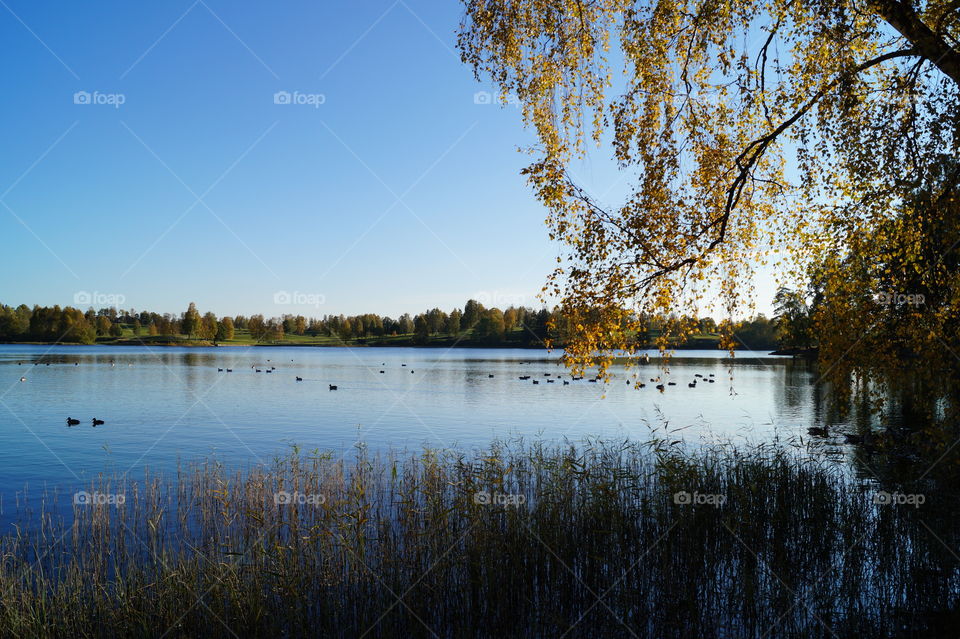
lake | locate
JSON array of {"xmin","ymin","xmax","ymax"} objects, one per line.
[{"xmin": 0, "ymin": 344, "xmax": 845, "ymax": 523}]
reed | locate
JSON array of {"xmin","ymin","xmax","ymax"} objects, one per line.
[{"xmin": 0, "ymin": 437, "xmax": 956, "ymax": 638}]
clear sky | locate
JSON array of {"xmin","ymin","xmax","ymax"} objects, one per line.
[{"xmin": 0, "ymin": 0, "xmax": 776, "ymax": 319}]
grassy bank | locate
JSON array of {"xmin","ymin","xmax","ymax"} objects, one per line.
[
  {"xmin": 1, "ymin": 439, "xmax": 956, "ymax": 638},
  {"xmin": 7, "ymin": 327, "xmax": 736, "ymax": 350}
]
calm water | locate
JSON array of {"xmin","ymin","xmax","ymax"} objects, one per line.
[{"xmin": 0, "ymin": 344, "xmax": 836, "ymax": 521}]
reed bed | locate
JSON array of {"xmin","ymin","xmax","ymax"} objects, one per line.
[{"xmin": 0, "ymin": 438, "xmax": 957, "ymax": 638}]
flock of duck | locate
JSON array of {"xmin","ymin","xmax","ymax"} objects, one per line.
[
  {"xmin": 66, "ymin": 417, "xmax": 104, "ymax": 427},
  {"xmin": 25, "ymin": 356, "xmax": 717, "ymax": 432},
  {"xmin": 519, "ymin": 371, "xmax": 717, "ymax": 391},
  {"xmin": 213, "ymin": 358, "xmax": 423, "ymax": 391}
]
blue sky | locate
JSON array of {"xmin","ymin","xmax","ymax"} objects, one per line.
[{"xmin": 0, "ymin": 0, "xmax": 776, "ymax": 319}]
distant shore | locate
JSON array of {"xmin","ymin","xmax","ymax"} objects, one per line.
[{"xmin": 0, "ymin": 337, "xmax": 788, "ymax": 353}]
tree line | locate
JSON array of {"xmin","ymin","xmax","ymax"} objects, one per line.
[
  {"xmin": 0, "ymin": 299, "xmax": 789, "ymax": 350},
  {"xmin": 0, "ymin": 300, "xmax": 557, "ymax": 346}
]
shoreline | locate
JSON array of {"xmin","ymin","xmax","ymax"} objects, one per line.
[{"xmin": 0, "ymin": 339, "xmax": 788, "ymax": 353}]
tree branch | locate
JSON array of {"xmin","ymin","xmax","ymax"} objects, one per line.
[{"xmin": 871, "ymin": 0, "xmax": 960, "ymax": 85}]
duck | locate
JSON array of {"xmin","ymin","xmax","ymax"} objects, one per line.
[
  {"xmin": 547, "ymin": 379, "xmax": 555, "ymax": 383},
  {"xmin": 329, "ymin": 384, "xmax": 338, "ymax": 390},
  {"xmin": 226, "ymin": 369, "xmax": 233, "ymax": 373},
  {"xmin": 66, "ymin": 417, "xmax": 80, "ymax": 426},
  {"xmin": 92, "ymin": 418, "xmax": 105, "ymax": 426},
  {"xmin": 19, "ymin": 377, "xmax": 26, "ymax": 382},
  {"xmin": 807, "ymin": 425, "xmax": 829, "ymax": 437},
  {"xmin": 708, "ymin": 379, "xmax": 715, "ymax": 383},
  {"xmin": 255, "ymin": 368, "xmax": 262, "ymax": 373},
  {"xmin": 688, "ymin": 381, "xmax": 697, "ymax": 388},
  {"xmin": 488, "ymin": 374, "xmax": 494, "ymax": 378},
  {"xmin": 667, "ymin": 381, "xmax": 677, "ymax": 386},
  {"xmin": 844, "ymin": 432, "xmax": 875, "ymax": 446},
  {"xmin": 638, "ymin": 383, "xmax": 646, "ymax": 388},
  {"xmin": 295, "ymin": 376, "xmax": 303, "ymax": 382},
  {"xmin": 218, "ymin": 368, "xmax": 224, "ymax": 372},
  {"xmin": 562, "ymin": 380, "xmax": 569, "ymax": 385},
  {"xmin": 532, "ymin": 380, "xmax": 539, "ymax": 384},
  {"xmin": 380, "ymin": 370, "xmax": 385, "ymax": 374},
  {"xmin": 656, "ymin": 384, "xmax": 665, "ymax": 391}
]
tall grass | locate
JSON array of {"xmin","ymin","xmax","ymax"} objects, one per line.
[{"xmin": 0, "ymin": 438, "xmax": 957, "ymax": 638}]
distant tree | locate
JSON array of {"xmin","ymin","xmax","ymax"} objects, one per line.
[
  {"xmin": 247, "ymin": 315, "xmax": 266, "ymax": 339},
  {"xmin": 181, "ymin": 303, "xmax": 200, "ymax": 338},
  {"xmin": 266, "ymin": 318, "xmax": 284, "ymax": 342},
  {"xmin": 426, "ymin": 308, "xmax": 447, "ymax": 334},
  {"xmin": 148, "ymin": 322, "xmax": 159, "ymax": 336},
  {"xmin": 132, "ymin": 319, "xmax": 141, "ymax": 336},
  {"xmin": 197, "ymin": 312, "xmax": 216, "ymax": 340},
  {"xmin": 462, "ymin": 299, "xmax": 484, "ymax": 329},
  {"xmin": 476, "ymin": 308, "xmax": 506, "ymax": 343},
  {"xmin": 398, "ymin": 314, "xmax": 414, "ymax": 335},
  {"xmin": 773, "ymin": 287, "xmax": 812, "ymax": 350},
  {"xmin": 446, "ymin": 309, "xmax": 462, "ymax": 336},
  {"xmin": 732, "ymin": 315, "xmax": 778, "ymax": 351},
  {"xmin": 95, "ymin": 315, "xmax": 111, "ymax": 337},
  {"xmin": 217, "ymin": 317, "xmax": 235, "ymax": 341},
  {"xmin": 697, "ymin": 317, "xmax": 718, "ymax": 335},
  {"xmin": 413, "ymin": 314, "xmax": 430, "ymax": 344},
  {"xmin": 109, "ymin": 322, "xmax": 123, "ymax": 338}
]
